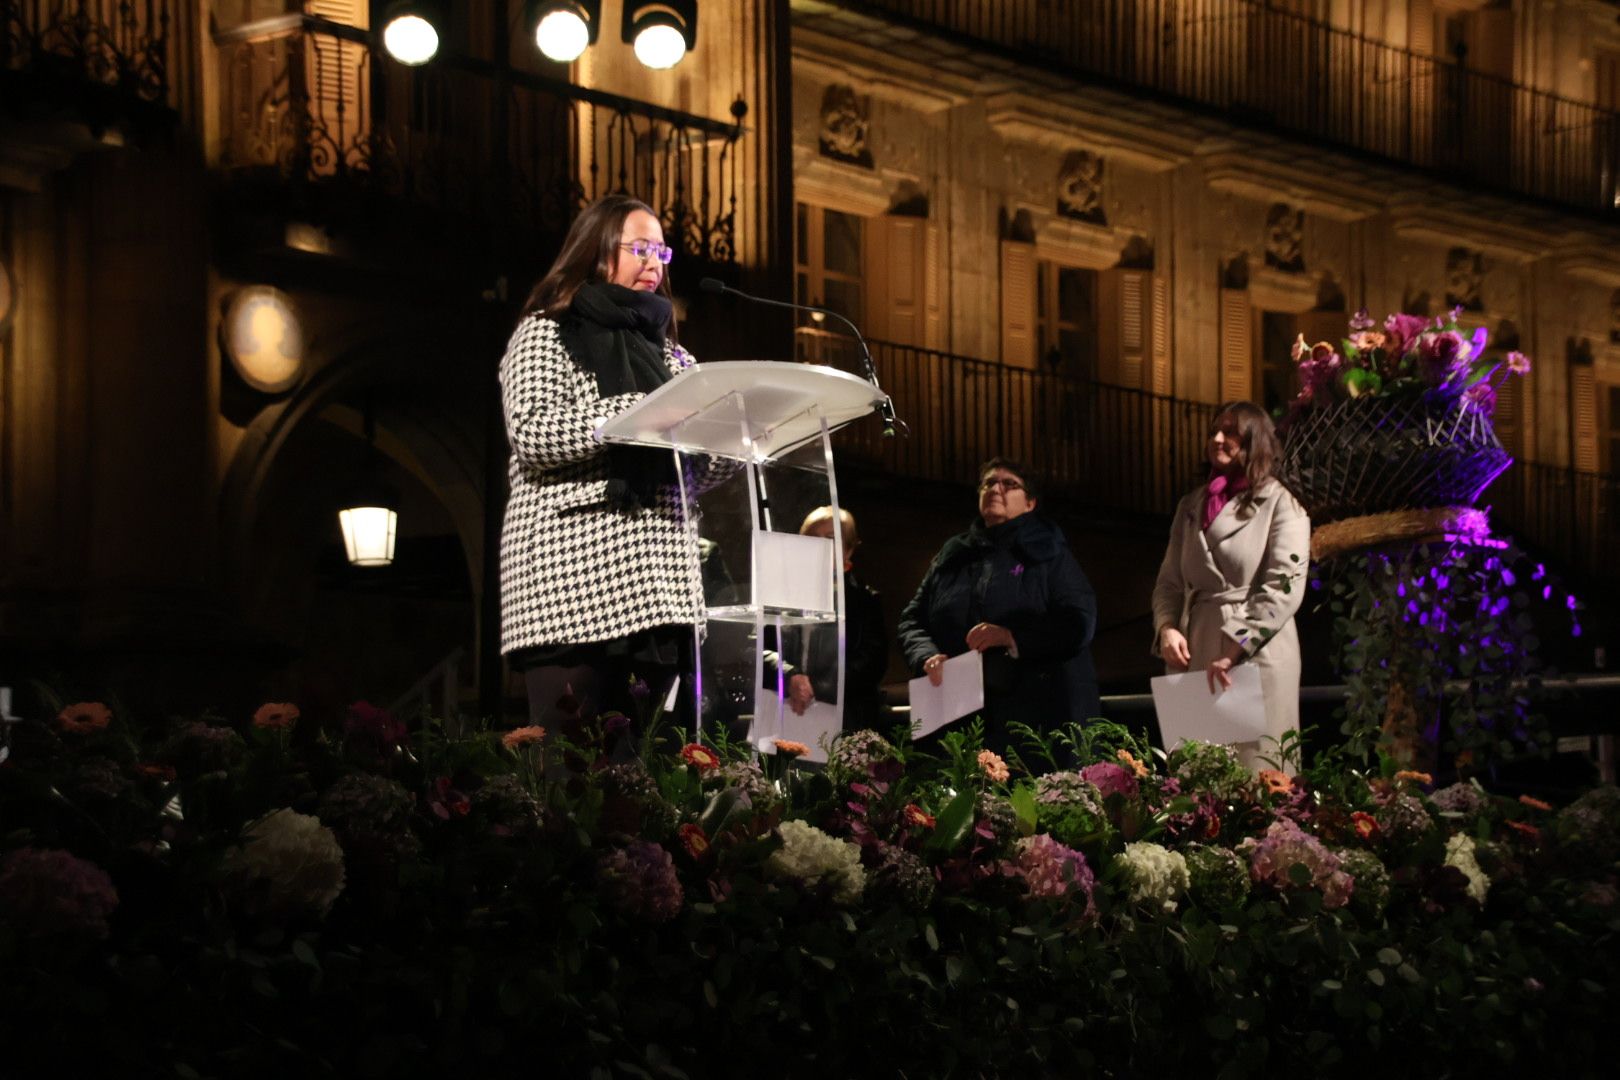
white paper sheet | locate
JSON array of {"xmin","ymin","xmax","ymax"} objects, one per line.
[
  {"xmin": 908, "ymin": 651, "xmax": 985, "ymax": 738},
  {"xmin": 1150, "ymin": 664, "xmax": 1268, "ymax": 749},
  {"xmin": 756, "ymin": 700, "xmax": 840, "ymax": 764},
  {"xmin": 754, "ymin": 530, "xmax": 835, "ymax": 612}
]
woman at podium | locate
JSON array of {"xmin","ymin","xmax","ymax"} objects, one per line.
[
  {"xmin": 1151, "ymin": 401, "xmax": 1309, "ymax": 772},
  {"xmin": 898, "ymin": 458, "xmax": 1100, "ymax": 751},
  {"xmin": 498, "ymin": 195, "xmax": 701, "ymax": 729}
]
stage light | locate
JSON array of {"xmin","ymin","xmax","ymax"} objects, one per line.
[
  {"xmin": 381, "ymin": 1, "xmax": 443, "ymax": 66},
  {"xmin": 528, "ymin": 0, "xmax": 600, "ymax": 63},
  {"xmin": 622, "ymin": 0, "xmax": 697, "ymax": 70}
]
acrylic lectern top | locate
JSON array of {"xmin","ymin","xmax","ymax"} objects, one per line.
[{"xmin": 595, "ymin": 361, "xmax": 884, "ymax": 461}]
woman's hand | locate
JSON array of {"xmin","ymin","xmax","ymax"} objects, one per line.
[
  {"xmin": 1160, "ymin": 626, "xmax": 1191, "ymax": 670},
  {"xmin": 922, "ymin": 653, "xmax": 949, "ymax": 686},
  {"xmin": 965, "ymin": 622, "xmax": 1016, "ymax": 654},
  {"xmin": 1206, "ymin": 656, "xmax": 1236, "ymax": 693},
  {"xmin": 787, "ymin": 673, "xmax": 814, "ymax": 715}
]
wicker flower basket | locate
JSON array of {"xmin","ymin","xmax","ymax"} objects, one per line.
[{"xmin": 1278, "ymin": 396, "xmax": 1510, "ymax": 525}]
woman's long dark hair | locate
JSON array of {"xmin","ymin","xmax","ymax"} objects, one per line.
[
  {"xmin": 518, "ymin": 195, "xmax": 677, "ymax": 338},
  {"xmin": 1209, "ymin": 400, "xmax": 1280, "ymax": 499}
]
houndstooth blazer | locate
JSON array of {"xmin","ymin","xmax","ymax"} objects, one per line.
[{"xmin": 498, "ymin": 313, "xmax": 703, "ymax": 654}]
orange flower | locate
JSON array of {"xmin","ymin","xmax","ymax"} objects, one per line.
[
  {"xmin": 1394, "ymin": 770, "xmax": 1433, "ymax": 787},
  {"xmin": 774, "ymin": 739, "xmax": 810, "ymax": 758},
  {"xmin": 501, "ymin": 725, "xmax": 546, "ymax": 750},
  {"xmin": 977, "ymin": 750, "xmax": 1009, "ymax": 783},
  {"xmin": 678, "ymin": 823, "xmax": 711, "ymax": 858},
  {"xmin": 1116, "ymin": 749, "xmax": 1149, "ymax": 780},
  {"xmin": 1504, "ymin": 819, "xmax": 1541, "ymax": 842},
  {"xmin": 1351, "ymin": 811, "xmax": 1380, "ymax": 842},
  {"xmin": 136, "ymin": 763, "xmax": 177, "ymax": 783},
  {"xmin": 1258, "ymin": 769, "xmax": 1292, "ymax": 796},
  {"xmin": 682, "ymin": 743, "xmax": 721, "ymax": 771},
  {"xmin": 55, "ymin": 702, "xmax": 112, "ymax": 734},
  {"xmin": 903, "ymin": 804, "xmax": 936, "ymax": 830},
  {"xmin": 252, "ymin": 703, "xmax": 300, "ymax": 730},
  {"xmin": 1518, "ymin": 794, "xmax": 1553, "ymax": 813}
]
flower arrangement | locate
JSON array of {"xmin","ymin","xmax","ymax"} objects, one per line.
[
  {"xmin": 1290, "ymin": 307, "xmax": 1529, "ymax": 411},
  {"xmin": 1, "ymin": 697, "xmax": 1618, "ymax": 1077}
]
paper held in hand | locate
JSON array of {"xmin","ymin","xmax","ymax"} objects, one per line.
[
  {"xmin": 1149, "ymin": 664, "xmax": 1268, "ymax": 750},
  {"xmin": 908, "ymin": 651, "xmax": 985, "ymax": 738}
]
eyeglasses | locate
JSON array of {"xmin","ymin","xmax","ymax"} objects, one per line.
[
  {"xmin": 979, "ymin": 477, "xmax": 1025, "ymax": 493},
  {"xmin": 620, "ymin": 239, "xmax": 674, "ymax": 265}
]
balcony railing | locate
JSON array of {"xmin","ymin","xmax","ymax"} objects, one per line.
[
  {"xmin": 214, "ymin": 15, "xmax": 743, "ymax": 262},
  {"xmin": 805, "ymin": 332, "xmax": 1216, "ymax": 517},
  {"xmin": 811, "ymin": 332, "xmax": 1620, "ymax": 592},
  {"xmin": 818, "ymin": 0, "xmax": 1620, "ymax": 218},
  {"xmin": 2, "ymin": 0, "xmax": 183, "ymax": 123},
  {"xmin": 1487, "ymin": 462, "xmax": 1620, "ymax": 594}
]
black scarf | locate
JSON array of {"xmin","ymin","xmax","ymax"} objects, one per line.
[{"xmin": 559, "ymin": 282, "xmax": 677, "ymax": 512}]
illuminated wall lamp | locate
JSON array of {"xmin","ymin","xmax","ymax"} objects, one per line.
[
  {"xmin": 529, "ymin": 0, "xmax": 601, "ymax": 63},
  {"xmin": 381, "ymin": 0, "xmax": 445, "ymax": 66},
  {"xmin": 622, "ymin": 0, "xmax": 697, "ymax": 70},
  {"xmin": 338, "ymin": 410, "xmax": 399, "ymax": 568}
]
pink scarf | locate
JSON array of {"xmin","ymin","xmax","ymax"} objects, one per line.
[{"xmin": 1202, "ymin": 473, "xmax": 1249, "ymax": 531}]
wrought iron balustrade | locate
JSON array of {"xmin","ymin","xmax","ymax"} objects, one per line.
[
  {"xmin": 2, "ymin": 0, "xmax": 181, "ymax": 117},
  {"xmin": 799, "ymin": 331, "xmax": 1216, "ymax": 517},
  {"xmin": 213, "ymin": 15, "xmax": 742, "ymax": 262},
  {"xmin": 816, "ymin": 0, "xmax": 1620, "ymax": 218},
  {"xmin": 1487, "ymin": 462, "xmax": 1620, "ymax": 594}
]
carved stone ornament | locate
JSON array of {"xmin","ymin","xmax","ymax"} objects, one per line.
[
  {"xmin": 1445, "ymin": 247, "xmax": 1485, "ymax": 311},
  {"xmin": 818, "ymin": 84, "xmax": 873, "ymax": 169},
  {"xmin": 1264, "ymin": 203, "xmax": 1305, "ymax": 273},
  {"xmin": 1057, "ymin": 150, "xmax": 1106, "ymax": 225}
]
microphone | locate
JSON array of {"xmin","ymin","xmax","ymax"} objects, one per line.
[{"xmin": 698, "ymin": 277, "xmax": 903, "ymax": 438}]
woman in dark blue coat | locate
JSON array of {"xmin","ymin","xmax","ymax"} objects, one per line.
[{"xmin": 898, "ymin": 459, "xmax": 1100, "ymax": 750}]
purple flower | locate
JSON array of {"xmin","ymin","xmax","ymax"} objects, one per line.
[
  {"xmin": 345, "ymin": 701, "xmax": 407, "ymax": 751},
  {"xmin": 1079, "ymin": 761, "xmax": 1139, "ymax": 800},
  {"xmin": 1238, "ymin": 819, "xmax": 1353, "ymax": 909},
  {"xmin": 1506, "ymin": 350, "xmax": 1532, "ymax": 376},
  {"xmin": 1349, "ymin": 308, "xmax": 1377, "ymax": 332},
  {"xmin": 1462, "ymin": 382, "xmax": 1496, "ymax": 416},
  {"xmin": 598, "ymin": 841, "xmax": 683, "ymax": 923},
  {"xmin": 1417, "ymin": 330, "xmax": 1468, "ymax": 386},
  {"xmin": 1383, "ymin": 312, "xmax": 1429, "ymax": 359},
  {"xmin": 0, "ymin": 847, "xmax": 119, "ymax": 940},
  {"xmin": 1014, "ymin": 834, "xmax": 1097, "ymax": 917}
]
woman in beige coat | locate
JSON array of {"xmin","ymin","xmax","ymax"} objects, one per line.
[{"xmin": 1152, "ymin": 402, "xmax": 1310, "ymax": 771}]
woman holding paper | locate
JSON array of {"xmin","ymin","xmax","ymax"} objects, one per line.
[
  {"xmin": 499, "ymin": 195, "xmax": 703, "ymax": 729},
  {"xmin": 1151, "ymin": 402, "xmax": 1310, "ymax": 771},
  {"xmin": 898, "ymin": 458, "xmax": 1100, "ymax": 750}
]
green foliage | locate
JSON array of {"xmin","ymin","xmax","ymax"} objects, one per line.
[{"xmin": 0, "ymin": 694, "xmax": 1616, "ymax": 1078}]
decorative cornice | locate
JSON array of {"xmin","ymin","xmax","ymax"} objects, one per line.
[
  {"xmin": 1386, "ymin": 205, "xmax": 1555, "ymax": 264},
  {"xmin": 1248, "ymin": 266, "xmax": 1321, "ymax": 314},
  {"xmin": 793, "ymin": 149, "xmax": 894, "ymax": 216},
  {"xmin": 1201, "ymin": 152, "xmax": 1383, "ymax": 222},
  {"xmin": 1012, "ymin": 203, "xmax": 1131, "ymax": 269},
  {"xmin": 983, "ymin": 92, "xmax": 1197, "ymax": 172},
  {"xmin": 794, "ymin": 29, "xmax": 976, "ymax": 114}
]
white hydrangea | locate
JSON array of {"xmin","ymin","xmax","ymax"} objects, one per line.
[
  {"xmin": 225, "ymin": 808, "xmax": 347, "ymax": 917},
  {"xmin": 768, "ymin": 820, "xmax": 866, "ymax": 906},
  {"xmin": 1118, "ymin": 841, "xmax": 1190, "ymax": 914},
  {"xmin": 1444, "ymin": 833, "xmax": 1490, "ymax": 905}
]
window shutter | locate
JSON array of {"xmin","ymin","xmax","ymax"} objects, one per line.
[
  {"xmin": 1150, "ymin": 275, "xmax": 1171, "ymax": 395},
  {"xmin": 1219, "ymin": 288, "xmax": 1252, "ymax": 403},
  {"xmin": 1000, "ymin": 240, "xmax": 1037, "ymax": 369},
  {"xmin": 1409, "ymin": 0, "xmax": 1434, "ymax": 55},
  {"xmin": 1116, "ymin": 270, "xmax": 1146, "ymax": 389},
  {"xmin": 878, "ymin": 216, "xmax": 926, "ymax": 348},
  {"xmin": 1572, "ymin": 363, "xmax": 1599, "ymax": 473},
  {"xmin": 304, "ymin": 1, "xmax": 370, "ymax": 175}
]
